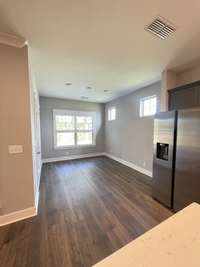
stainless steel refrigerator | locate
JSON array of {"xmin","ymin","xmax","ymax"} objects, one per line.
[{"xmin": 153, "ymin": 108, "xmax": 200, "ymax": 211}]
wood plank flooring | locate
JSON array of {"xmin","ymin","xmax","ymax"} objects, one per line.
[{"xmin": 0, "ymin": 156, "xmax": 172, "ymax": 267}]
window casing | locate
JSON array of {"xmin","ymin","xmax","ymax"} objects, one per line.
[
  {"xmin": 108, "ymin": 107, "xmax": 116, "ymax": 121},
  {"xmin": 140, "ymin": 95, "xmax": 157, "ymax": 117},
  {"xmin": 53, "ymin": 109, "xmax": 96, "ymax": 148}
]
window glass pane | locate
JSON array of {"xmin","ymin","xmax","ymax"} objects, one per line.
[
  {"xmin": 144, "ymin": 99, "xmax": 150, "ymax": 110},
  {"xmin": 151, "ymin": 97, "xmax": 156, "ymax": 107},
  {"xmin": 108, "ymin": 107, "xmax": 116, "ymax": 121},
  {"xmin": 76, "ymin": 116, "xmax": 93, "ymax": 130},
  {"xmin": 77, "ymin": 132, "xmax": 93, "ymax": 145},
  {"xmin": 111, "ymin": 108, "xmax": 116, "ymax": 120},
  {"xmin": 108, "ymin": 110, "xmax": 111, "ymax": 120},
  {"xmin": 140, "ymin": 96, "xmax": 157, "ymax": 117},
  {"xmin": 151, "ymin": 102, "xmax": 157, "ymax": 114},
  {"xmin": 56, "ymin": 132, "xmax": 75, "ymax": 146},
  {"xmin": 56, "ymin": 115, "xmax": 74, "ymax": 130},
  {"xmin": 143, "ymin": 107, "xmax": 151, "ymax": 116}
]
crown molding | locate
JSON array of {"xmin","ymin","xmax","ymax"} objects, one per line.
[{"xmin": 0, "ymin": 32, "xmax": 27, "ymax": 48}]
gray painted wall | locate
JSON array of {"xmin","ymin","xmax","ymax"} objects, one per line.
[
  {"xmin": 105, "ymin": 82, "xmax": 161, "ymax": 173},
  {"xmin": 40, "ymin": 96, "xmax": 105, "ymax": 159}
]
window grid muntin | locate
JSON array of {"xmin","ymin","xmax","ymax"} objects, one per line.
[{"xmin": 53, "ymin": 110, "xmax": 95, "ymax": 148}]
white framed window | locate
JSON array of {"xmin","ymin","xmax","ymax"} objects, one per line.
[
  {"xmin": 140, "ymin": 95, "xmax": 157, "ymax": 117},
  {"xmin": 53, "ymin": 109, "xmax": 96, "ymax": 148},
  {"xmin": 108, "ymin": 107, "xmax": 116, "ymax": 121}
]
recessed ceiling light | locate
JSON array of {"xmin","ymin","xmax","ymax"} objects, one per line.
[
  {"xmin": 65, "ymin": 82, "xmax": 72, "ymax": 86},
  {"xmin": 104, "ymin": 89, "xmax": 109, "ymax": 92},
  {"xmin": 86, "ymin": 86, "xmax": 92, "ymax": 90},
  {"xmin": 81, "ymin": 96, "xmax": 89, "ymax": 100}
]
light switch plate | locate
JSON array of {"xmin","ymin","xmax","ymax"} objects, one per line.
[{"xmin": 8, "ymin": 145, "xmax": 23, "ymax": 154}]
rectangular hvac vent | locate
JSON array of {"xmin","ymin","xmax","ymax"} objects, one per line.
[{"xmin": 146, "ymin": 17, "xmax": 175, "ymax": 40}]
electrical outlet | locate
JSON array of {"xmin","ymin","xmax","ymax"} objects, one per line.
[{"xmin": 143, "ymin": 161, "xmax": 146, "ymax": 167}]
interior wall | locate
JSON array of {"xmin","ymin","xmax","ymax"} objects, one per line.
[
  {"xmin": 0, "ymin": 44, "xmax": 35, "ymax": 214},
  {"xmin": 40, "ymin": 96, "xmax": 105, "ymax": 160},
  {"xmin": 176, "ymin": 65, "xmax": 200, "ymax": 86},
  {"xmin": 105, "ymin": 82, "xmax": 161, "ymax": 174}
]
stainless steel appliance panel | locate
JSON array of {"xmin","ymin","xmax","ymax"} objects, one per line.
[
  {"xmin": 152, "ymin": 111, "xmax": 177, "ymax": 208},
  {"xmin": 174, "ymin": 108, "xmax": 200, "ymax": 211}
]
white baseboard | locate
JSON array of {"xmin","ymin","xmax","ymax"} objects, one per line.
[
  {"xmin": 42, "ymin": 152, "xmax": 152, "ymax": 177},
  {"xmin": 0, "ymin": 162, "xmax": 42, "ymax": 227},
  {"xmin": 0, "ymin": 206, "xmax": 37, "ymax": 227},
  {"xmin": 42, "ymin": 152, "xmax": 105, "ymax": 163},
  {"xmin": 104, "ymin": 153, "xmax": 152, "ymax": 177}
]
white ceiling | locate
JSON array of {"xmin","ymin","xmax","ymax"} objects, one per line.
[{"xmin": 1, "ymin": 0, "xmax": 200, "ymax": 102}]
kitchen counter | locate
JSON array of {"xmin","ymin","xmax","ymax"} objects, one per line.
[{"xmin": 93, "ymin": 203, "xmax": 200, "ymax": 267}]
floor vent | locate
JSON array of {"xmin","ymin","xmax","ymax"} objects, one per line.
[{"xmin": 146, "ymin": 16, "xmax": 176, "ymax": 40}]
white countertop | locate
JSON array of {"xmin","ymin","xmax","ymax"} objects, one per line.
[{"xmin": 93, "ymin": 203, "xmax": 200, "ymax": 267}]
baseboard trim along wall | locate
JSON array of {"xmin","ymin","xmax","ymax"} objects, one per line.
[
  {"xmin": 0, "ymin": 163, "xmax": 42, "ymax": 227},
  {"xmin": 104, "ymin": 153, "xmax": 152, "ymax": 177},
  {"xmin": 42, "ymin": 152, "xmax": 105, "ymax": 163},
  {"xmin": 43, "ymin": 152, "xmax": 152, "ymax": 177},
  {"xmin": 0, "ymin": 206, "xmax": 37, "ymax": 227}
]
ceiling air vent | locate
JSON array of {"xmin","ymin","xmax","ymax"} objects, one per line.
[{"xmin": 146, "ymin": 16, "xmax": 175, "ymax": 40}]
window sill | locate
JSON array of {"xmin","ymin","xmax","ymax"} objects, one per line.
[
  {"xmin": 54, "ymin": 144, "xmax": 96, "ymax": 150},
  {"xmin": 140, "ymin": 114, "xmax": 156, "ymax": 118}
]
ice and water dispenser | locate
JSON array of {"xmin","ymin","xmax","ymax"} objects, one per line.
[{"xmin": 156, "ymin": 143, "xmax": 169, "ymax": 161}]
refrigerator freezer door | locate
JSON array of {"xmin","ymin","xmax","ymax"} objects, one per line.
[
  {"xmin": 174, "ymin": 108, "xmax": 200, "ymax": 211},
  {"xmin": 152, "ymin": 111, "xmax": 177, "ymax": 208}
]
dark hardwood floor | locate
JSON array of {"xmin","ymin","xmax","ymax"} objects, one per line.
[{"xmin": 0, "ymin": 156, "xmax": 172, "ymax": 267}]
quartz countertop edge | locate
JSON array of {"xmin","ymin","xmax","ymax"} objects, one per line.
[{"xmin": 93, "ymin": 203, "xmax": 200, "ymax": 267}]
